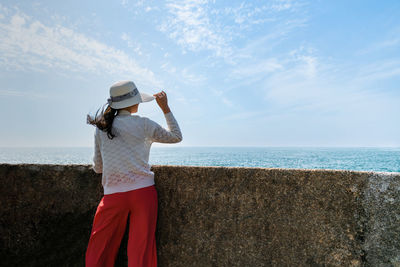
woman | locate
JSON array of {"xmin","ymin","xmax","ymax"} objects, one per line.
[{"xmin": 85, "ymin": 80, "xmax": 182, "ymax": 267}]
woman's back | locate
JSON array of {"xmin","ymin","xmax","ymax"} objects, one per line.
[{"xmin": 93, "ymin": 110, "xmax": 182, "ymax": 195}]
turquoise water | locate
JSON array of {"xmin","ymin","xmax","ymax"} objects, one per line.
[{"xmin": 0, "ymin": 147, "xmax": 399, "ymax": 172}]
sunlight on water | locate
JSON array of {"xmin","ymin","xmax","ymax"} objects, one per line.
[{"xmin": 0, "ymin": 147, "xmax": 399, "ymax": 172}]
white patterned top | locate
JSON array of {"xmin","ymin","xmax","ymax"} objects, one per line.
[{"xmin": 92, "ymin": 110, "xmax": 182, "ymax": 195}]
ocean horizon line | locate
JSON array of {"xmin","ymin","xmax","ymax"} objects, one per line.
[
  {"xmin": 1, "ymin": 146, "xmax": 399, "ymax": 172},
  {"xmin": 1, "ymin": 146, "xmax": 399, "ymax": 149}
]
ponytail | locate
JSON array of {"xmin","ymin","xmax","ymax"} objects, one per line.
[{"xmin": 87, "ymin": 104, "xmax": 117, "ymax": 140}]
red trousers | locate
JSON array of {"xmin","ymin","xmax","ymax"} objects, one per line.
[{"xmin": 86, "ymin": 185, "xmax": 158, "ymax": 267}]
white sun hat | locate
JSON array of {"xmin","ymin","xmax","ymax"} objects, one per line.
[{"xmin": 107, "ymin": 80, "xmax": 155, "ymax": 109}]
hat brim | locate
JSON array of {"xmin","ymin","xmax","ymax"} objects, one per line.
[
  {"xmin": 140, "ymin": 92, "xmax": 155, "ymax": 102},
  {"xmin": 109, "ymin": 92, "xmax": 155, "ymax": 109}
]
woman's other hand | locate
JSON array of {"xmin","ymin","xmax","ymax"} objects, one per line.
[{"xmin": 153, "ymin": 91, "xmax": 171, "ymax": 114}]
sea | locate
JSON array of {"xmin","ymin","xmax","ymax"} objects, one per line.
[{"xmin": 0, "ymin": 147, "xmax": 399, "ymax": 173}]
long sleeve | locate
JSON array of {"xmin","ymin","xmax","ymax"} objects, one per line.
[
  {"xmin": 145, "ymin": 112, "xmax": 183, "ymax": 143},
  {"xmin": 92, "ymin": 128, "xmax": 103, "ymax": 173}
]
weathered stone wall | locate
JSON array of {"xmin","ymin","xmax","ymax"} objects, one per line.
[{"xmin": 0, "ymin": 164, "xmax": 399, "ymax": 266}]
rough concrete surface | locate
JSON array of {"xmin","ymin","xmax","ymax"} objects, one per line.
[
  {"xmin": 0, "ymin": 164, "xmax": 399, "ymax": 266},
  {"xmin": 362, "ymin": 173, "xmax": 400, "ymax": 266}
]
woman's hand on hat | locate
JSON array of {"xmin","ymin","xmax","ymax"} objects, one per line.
[{"xmin": 153, "ymin": 91, "xmax": 171, "ymax": 114}]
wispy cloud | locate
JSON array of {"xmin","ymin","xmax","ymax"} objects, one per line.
[
  {"xmin": 354, "ymin": 59, "xmax": 400, "ymax": 83},
  {"xmin": 121, "ymin": 32, "xmax": 143, "ymax": 56},
  {"xmin": 0, "ymin": 89, "xmax": 49, "ymax": 99},
  {"xmin": 0, "ymin": 7, "xmax": 161, "ymax": 87},
  {"xmin": 121, "ymin": 0, "xmax": 129, "ymax": 8},
  {"xmin": 220, "ymin": 0, "xmax": 304, "ymax": 28},
  {"xmin": 224, "ymin": 39, "xmax": 399, "ymax": 124},
  {"xmin": 159, "ymin": 0, "xmax": 307, "ymax": 62},
  {"xmin": 261, "ymin": 54, "xmax": 399, "ymax": 117},
  {"xmin": 231, "ymin": 58, "xmax": 283, "ymax": 78},
  {"xmin": 160, "ymin": 0, "xmax": 233, "ymax": 58},
  {"xmin": 180, "ymin": 67, "xmax": 205, "ymax": 83},
  {"xmin": 357, "ymin": 33, "xmax": 400, "ymax": 56},
  {"xmin": 212, "ymin": 89, "xmax": 234, "ymax": 108}
]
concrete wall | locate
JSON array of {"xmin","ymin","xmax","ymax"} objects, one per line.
[{"xmin": 0, "ymin": 164, "xmax": 399, "ymax": 267}]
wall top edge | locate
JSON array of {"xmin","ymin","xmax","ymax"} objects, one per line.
[{"xmin": 1, "ymin": 163, "xmax": 399, "ymax": 176}]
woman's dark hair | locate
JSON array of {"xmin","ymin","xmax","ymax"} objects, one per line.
[{"xmin": 87, "ymin": 104, "xmax": 117, "ymax": 140}]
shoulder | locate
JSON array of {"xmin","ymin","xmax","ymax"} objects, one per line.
[
  {"xmin": 133, "ymin": 115, "xmax": 154, "ymax": 124},
  {"xmin": 117, "ymin": 115, "xmax": 154, "ymax": 131},
  {"xmin": 138, "ymin": 116, "xmax": 161, "ymax": 133}
]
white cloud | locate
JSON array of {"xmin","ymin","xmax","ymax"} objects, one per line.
[
  {"xmin": 222, "ymin": 110, "xmax": 266, "ymax": 121},
  {"xmin": 0, "ymin": 9, "xmax": 161, "ymax": 87},
  {"xmin": 357, "ymin": 37, "xmax": 400, "ymax": 55},
  {"xmin": 180, "ymin": 67, "xmax": 205, "ymax": 83},
  {"xmin": 354, "ymin": 59, "xmax": 400, "ymax": 82},
  {"xmin": 262, "ymin": 53, "xmax": 399, "ymax": 119},
  {"xmin": 232, "ymin": 58, "xmax": 283, "ymax": 78},
  {"xmin": 222, "ymin": 0, "xmax": 302, "ymax": 28},
  {"xmin": 0, "ymin": 89, "xmax": 49, "ymax": 99},
  {"xmin": 270, "ymin": 0, "xmax": 296, "ymax": 11},
  {"xmin": 289, "ymin": 47, "xmax": 318, "ymax": 79},
  {"xmin": 121, "ymin": 32, "xmax": 143, "ymax": 56},
  {"xmin": 161, "ymin": 0, "xmax": 233, "ymax": 59},
  {"xmin": 212, "ymin": 89, "xmax": 234, "ymax": 108},
  {"xmin": 121, "ymin": 0, "xmax": 129, "ymax": 7},
  {"xmin": 221, "ymin": 97, "xmax": 233, "ymax": 107},
  {"xmin": 224, "ymin": 44, "xmax": 318, "ymax": 102},
  {"xmin": 157, "ymin": 0, "xmax": 308, "ymax": 68},
  {"xmin": 375, "ymin": 38, "xmax": 399, "ymax": 49},
  {"xmin": 160, "ymin": 62, "xmax": 177, "ymax": 74}
]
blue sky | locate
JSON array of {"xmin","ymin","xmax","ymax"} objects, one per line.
[{"xmin": 0, "ymin": 0, "xmax": 399, "ymax": 147}]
